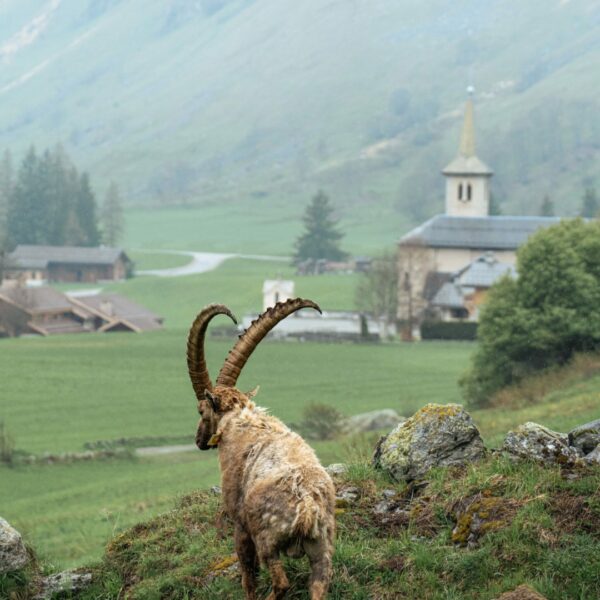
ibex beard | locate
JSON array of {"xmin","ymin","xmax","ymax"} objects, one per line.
[{"xmin": 187, "ymin": 299, "xmax": 335, "ymax": 600}]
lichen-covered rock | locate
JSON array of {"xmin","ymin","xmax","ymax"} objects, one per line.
[
  {"xmin": 0, "ymin": 516, "xmax": 29, "ymax": 574},
  {"xmin": 325, "ymin": 463, "xmax": 348, "ymax": 477},
  {"xmin": 343, "ymin": 409, "xmax": 405, "ymax": 434},
  {"xmin": 568, "ymin": 418, "xmax": 600, "ymax": 455},
  {"xmin": 503, "ymin": 422, "xmax": 580, "ymax": 465},
  {"xmin": 584, "ymin": 444, "xmax": 600, "ymax": 465},
  {"xmin": 372, "ymin": 403, "xmax": 485, "ymax": 481},
  {"xmin": 34, "ymin": 570, "xmax": 93, "ymax": 600}
]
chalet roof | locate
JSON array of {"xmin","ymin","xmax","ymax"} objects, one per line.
[
  {"xmin": 9, "ymin": 245, "xmax": 128, "ymax": 268},
  {"xmin": 430, "ymin": 282, "xmax": 467, "ymax": 309},
  {"xmin": 399, "ymin": 215, "xmax": 562, "ymax": 251},
  {"xmin": 71, "ymin": 293, "xmax": 163, "ymax": 332},
  {"xmin": 457, "ymin": 253, "xmax": 517, "ymax": 288},
  {"xmin": 0, "ymin": 285, "xmax": 73, "ymax": 315}
]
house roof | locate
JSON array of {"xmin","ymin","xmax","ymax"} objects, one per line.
[
  {"xmin": 71, "ymin": 293, "xmax": 163, "ymax": 332},
  {"xmin": 457, "ymin": 253, "xmax": 517, "ymax": 288},
  {"xmin": 9, "ymin": 245, "xmax": 128, "ymax": 269},
  {"xmin": 399, "ymin": 215, "xmax": 562, "ymax": 250},
  {"xmin": 0, "ymin": 285, "xmax": 74, "ymax": 315},
  {"xmin": 430, "ymin": 282, "xmax": 467, "ymax": 309}
]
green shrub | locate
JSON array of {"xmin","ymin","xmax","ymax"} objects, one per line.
[
  {"xmin": 421, "ymin": 320, "xmax": 478, "ymax": 340},
  {"xmin": 295, "ymin": 402, "xmax": 344, "ymax": 440},
  {"xmin": 462, "ymin": 219, "xmax": 600, "ymax": 407}
]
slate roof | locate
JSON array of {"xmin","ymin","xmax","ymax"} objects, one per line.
[
  {"xmin": 71, "ymin": 293, "xmax": 163, "ymax": 332},
  {"xmin": 431, "ymin": 282, "xmax": 467, "ymax": 309},
  {"xmin": 457, "ymin": 253, "xmax": 517, "ymax": 288},
  {"xmin": 9, "ymin": 245, "xmax": 128, "ymax": 268},
  {"xmin": 0, "ymin": 286, "xmax": 73, "ymax": 314},
  {"xmin": 399, "ymin": 215, "xmax": 562, "ymax": 250},
  {"xmin": 442, "ymin": 155, "xmax": 493, "ymax": 176}
]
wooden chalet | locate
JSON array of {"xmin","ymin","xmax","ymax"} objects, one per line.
[{"xmin": 6, "ymin": 245, "xmax": 132, "ymax": 284}]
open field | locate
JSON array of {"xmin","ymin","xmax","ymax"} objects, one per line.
[{"xmin": 128, "ymin": 251, "xmax": 192, "ymax": 272}]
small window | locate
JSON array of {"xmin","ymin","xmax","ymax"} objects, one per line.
[
  {"xmin": 458, "ymin": 183, "xmax": 463, "ymax": 200},
  {"xmin": 467, "ymin": 183, "xmax": 472, "ymax": 201}
]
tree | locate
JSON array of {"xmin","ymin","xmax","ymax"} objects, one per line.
[
  {"xmin": 75, "ymin": 172, "xmax": 100, "ymax": 246},
  {"xmin": 293, "ymin": 191, "xmax": 347, "ymax": 263},
  {"xmin": 0, "ymin": 150, "xmax": 13, "ymax": 283},
  {"xmin": 540, "ymin": 194, "xmax": 554, "ymax": 216},
  {"xmin": 101, "ymin": 182, "xmax": 124, "ymax": 246},
  {"xmin": 355, "ymin": 252, "xmax": 398, "ymax": 337},
  {"xmin": 461, "ymin": 219, "xmax": 600, "ymax": 407},
  {"xmin": 580, "ymin": 187, "xmax": 599, "ymax": 218}
]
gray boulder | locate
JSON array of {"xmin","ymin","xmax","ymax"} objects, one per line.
[
  {"xmin": 0, "ymin": 516, "xmax": 29, "ymax": 574},
  {"xmin": 568, "ymin": 419, "xmax": 600, "ymax": 455},
  {"xmin": 34, "ymin": 570, "xmax": 93, "ymax": 599},
  {"xmin": 372, "ymin": 403, "xmax": 486, "ymax": 481},
  {"xmin": 503, "ymin": 422, "xmax": 580, "ymax": 465},
  {"xmin": 343, "ymin": 409, "xmax": 405, "ymax": 434},
  {"xmin": 584, "ymin": 444, "xmax": 600, "ymax": 465},
  {"xmin": 325, "ymin": 463, "xmax": 348, "ymax": 477}
]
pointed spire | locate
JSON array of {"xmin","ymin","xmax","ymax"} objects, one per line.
[{"xmin": 459, "ymin": 90, "xmax": 476, "ymax": 157}]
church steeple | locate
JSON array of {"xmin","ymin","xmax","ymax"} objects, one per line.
[{"xmin": 442, "ymin": 90, "xmax": 493, "ymax": 217}]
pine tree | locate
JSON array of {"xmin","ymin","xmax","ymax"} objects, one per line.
[
  {"xmin": 540, "ymin": 194, "xmax": 554, "ymax": 216},
  {"xmin": 0, "ymin": 150, "xmax": 13, "ymax": 283},
  {"xmin": 489, "ymin": 192, "xmax": 502, "ymax": 216},
  {"xmin": 293, "ymin": 191, "xmax": 347, "ymax": 263},
  {"xmin": 75, "ymin": 172, "xmax": 100, "ymax": 246},
  {"xmin": 7, "ymin": 146, "xmax": 49, "ymax": 245},
  {"xmin": 101, "ymin": 182, "xmax": 124, "ymax": 246},
  {"xmin": 581, "ymin": 187, "xmax": 599, "ymax": 218}
]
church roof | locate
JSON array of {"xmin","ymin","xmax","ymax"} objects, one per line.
[{"xmin": 399, "ymin": 215, "xmax": 562, "ymax": 251}]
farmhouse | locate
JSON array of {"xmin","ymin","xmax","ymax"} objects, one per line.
[
  {"xmin": 5, "ymin": 245, "xmax": 132, "ymax": 284},
  {"xmin": 397, "ymin": 94, "xmax": 560, "ymax": 332},
  {"xmin": 0, "ymin": 284, "xmax": 163, "ymax": 337}
]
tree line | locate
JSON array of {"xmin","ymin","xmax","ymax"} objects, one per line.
[{"xmin": 0, "ymin": 146, "xmax": 124, "ymax": 257}]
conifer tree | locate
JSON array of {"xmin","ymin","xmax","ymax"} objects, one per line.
[
  {"xmin": 540, "ymin": 194, "xmax": 554, "ymax": 216},
  {"xmin": 293, "ymin": 191, "xmax": 347, "ymax": 263},
  {"xmin": 489, "ymin": 192, "xmax": 502, "ymax": 216},
  {"xmin": 0, "ymin": 150, "xmax": 13, "ymax": 283},
  {"xmin": 75, "ymin": 172, "xmax": 100, "ymax": 246},
  {"xmin": 581, "ymin": 187, "xmax": 599, "ymax": 218},
  {"xmin": 101, "ymin": 182, "xmax": 124, "ymax": 246}
]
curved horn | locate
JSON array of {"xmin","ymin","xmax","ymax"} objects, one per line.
[
  {"xmin": 187, "ymin": 304, "xmax": 237, "ymax": 400},
  {"xmin": 216, "ymin": 297, "xmax": 321, "ymax": 388}
]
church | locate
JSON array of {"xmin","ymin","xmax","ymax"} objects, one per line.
[{"xmin": 397, "ymin": 95, "xmax": 560, "ymax": 335}]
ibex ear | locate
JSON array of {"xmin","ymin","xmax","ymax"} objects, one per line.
[
  {"xmin": 246, "ymin": 385, "xmax": 260, "ymax": 399},
  {"xmin": 205, "ymin": 389, "xmax": 220, "ymax": 412}
]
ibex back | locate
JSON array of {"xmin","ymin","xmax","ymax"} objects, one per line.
[{"xmin": 187, "ymin": 299, "xmax": 336, "ymax": 600}]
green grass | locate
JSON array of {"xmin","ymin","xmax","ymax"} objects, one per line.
[
  {"xmin": 128, "ymin": 250, "xmax": 192, "ymax": 271},
  {"xmin": 52, "ymin": 457, "xmax": 600, "ymax": 599}
]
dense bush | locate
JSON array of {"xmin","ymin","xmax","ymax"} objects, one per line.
[
  {"xmin": 295, "ymin": 402, "xmax": 344, "ymax": 440},
  {"xmin": 461, "ymin": 219, "xmax": 600, "ymax": 407},
  {"xmin": 421, "ymin": 320, "xmax": 478, "ymax": 341}
]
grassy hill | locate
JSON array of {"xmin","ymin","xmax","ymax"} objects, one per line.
[{"xmin": 1, "ymin": 0, "xmax": 599, "ymax": 252}]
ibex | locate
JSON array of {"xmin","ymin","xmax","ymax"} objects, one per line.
[{"xmin": 187, "ymin": 299, "xmax": 336, "ymax": 600}]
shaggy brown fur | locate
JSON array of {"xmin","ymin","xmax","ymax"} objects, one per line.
[
  {"xmin": 188, "ymin": 300, "xmax": 335, "ymax": 599},
  {"xmin": 198, "ymin": 386, "xmax": 336, "ymax": 600}
]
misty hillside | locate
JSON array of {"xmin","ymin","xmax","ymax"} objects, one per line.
[{"xmin": 0, "ymin": 0, "xmax": 599, "ymax": 230}]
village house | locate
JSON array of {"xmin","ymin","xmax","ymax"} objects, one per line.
[
  {"xmin": 5, "ymin": 245, "xmax": 133, "ymax": 284},
  {"xmin": 0, "ymin": 284, "xmax": 162, "ymax": 338},
  {"xmin": 397, "ymin": 93, "xmax": 560, "ymax": 335}
]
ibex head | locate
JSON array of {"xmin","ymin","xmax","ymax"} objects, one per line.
[{"xmin": 187, "ymin": 298, "xmax": 321, "ymax": 450}]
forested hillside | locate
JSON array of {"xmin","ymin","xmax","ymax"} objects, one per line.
[{"xmin": 0, "ymin": 0, "xmax": 598, "ymax": 234}]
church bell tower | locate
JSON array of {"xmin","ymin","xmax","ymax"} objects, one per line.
[{"xmin": 442, "ymin": 89, "xmax": 493, "ymax": 217}]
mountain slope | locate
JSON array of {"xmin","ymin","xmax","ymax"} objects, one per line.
[{"xmin": 0, "ymin": 0, "xmax": 599, "ymax": 234}]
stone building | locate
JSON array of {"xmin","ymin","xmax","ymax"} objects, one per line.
[{"xmin": 397, "ymin": 94, "xmax": 560, "ymax": 335}]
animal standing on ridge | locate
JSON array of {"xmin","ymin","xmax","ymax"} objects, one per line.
[{"xmin": 187, "ymin": 298, "xmax": 336, "ymax": 600}]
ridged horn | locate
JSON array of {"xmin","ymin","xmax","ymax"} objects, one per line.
[
  {"xmin": 216, "ymin": 297, "xmax": 321, "ymax": 388},
  {"xmin": 187, "ymin": 304, "xmax": 237, "ymax": 400}
]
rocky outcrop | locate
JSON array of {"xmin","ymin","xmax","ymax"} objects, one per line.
[
  {"xmin": 34, "ymin": 570, "xmax": 93, "ymax": 600},
  {"xmin": 502, "ymin": 422, "xmax": 580, "ymax": 465},
  {"xmin": 343, "ymin": 409, "xmax": 405, "ymax": 434},
  {"xmin": 372, "ymin": 404, "xmax": 485, "ymax": 481},
  {"xmin": 0, "ymin": 517, "xmax": 29, "ymax": 574},
  {"xmin": 568, "ymin": 418, "xmax": 600, "ymax": 455},
  {"xmin": 583, "ymin": 444, "xmax": 600, "ymax": 465}
]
